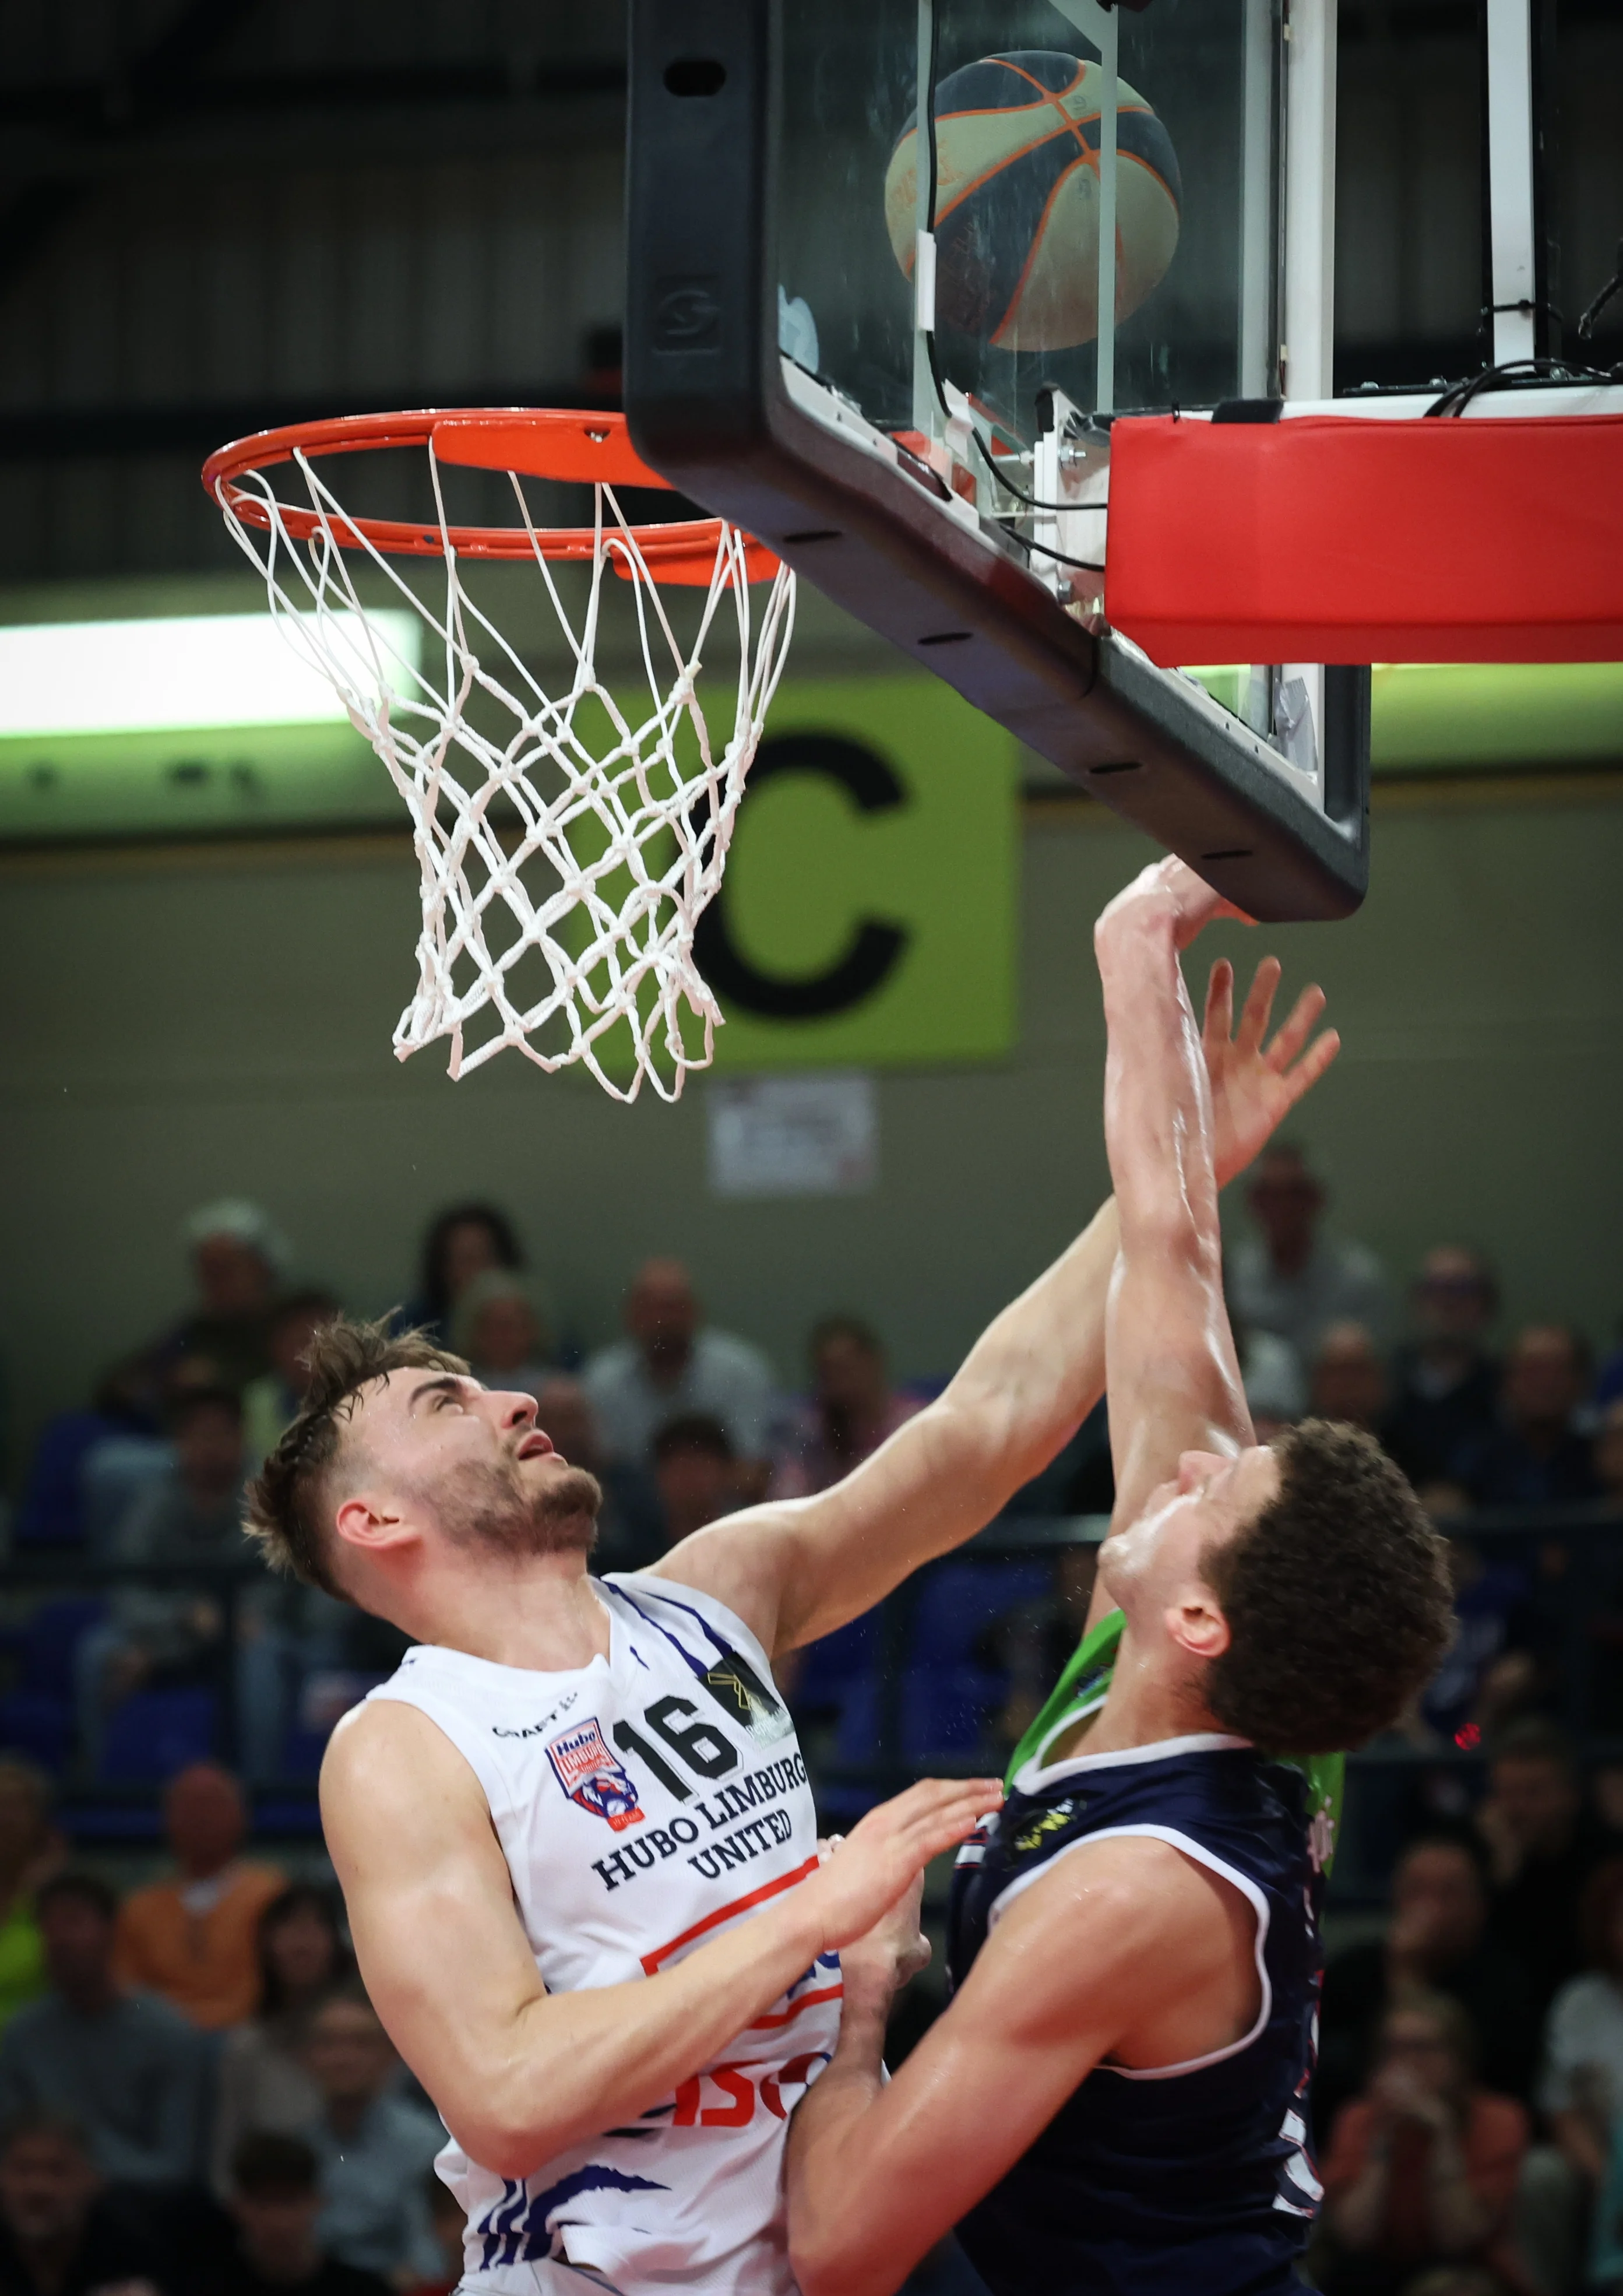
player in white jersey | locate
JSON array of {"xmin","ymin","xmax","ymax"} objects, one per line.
[{"xmin": 243, "ymin": 942, "xmax": 1337, "ymax": 2296}]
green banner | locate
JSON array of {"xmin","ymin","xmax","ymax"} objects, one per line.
[{"xmin": 703, "ymin": 676, "xmax": 1019, "ymax": 1071}]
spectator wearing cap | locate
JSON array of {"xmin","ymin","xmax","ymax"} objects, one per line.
[
  {"xmin": 652, "ymin": 1415, "xmax": 741, "ymax": 1550},
  {"xmin": 1461, "ymin": 1327, "xmax": 1600, "ymax": 1510},
  {"xmin": 212, "ymin": 1885, "xmax": 352, "ymax": 2200},
  {"xmin": 297, "ymin": 1990, "xmax": 442, "ymax": 2284},
  {"xmin": 1317, "ymin": 1837, "xmax": 1540, "ymax": 2146},
  {"xmin": 0, "ymin": 2112, "xmax": 162, "ymax": 2296},
  {"xmin": 193, "ymin": 2132, "xmax": 390, "ymax": 2296},
  {"xmin": 0, "ymin": 1873, "xmax": 208, "ymax": 2192},
  {"xmin": 1226, "ymin": 1142, "xmax": 1393, "ymax": 1365},
  {"xmin": 585, "ymin": 1260, "xmax": 777, "ymax": 1498},
  {"xmin": 0, "ymin": 1763, "xmax": 64, "ymax": 2031},
  {"xmin": 451, "ymin": 1272, "xmax": 555, "ymax": 1402},
  {"xmin": 1383, "ymin": 1249, "xmax": 1502, "ymax": 1489},
  {"xmin": 1478, "ymin": 1720, "xmax": 1622, "ymax": 2017},
  {"xmin": 148, "ymin": 1200, "xmax": 291, "ymax": 1394},
  {"xmin": 242, "ymin": 1292, "xmax": 342, "ymax": 1465},
  {"xmin": 404, "ymin": 1204, "xmax": 524, "ymax": 1347},
  {"xmin": 114, "ymin": 1765, "xmax": 284, "ymax": 2032},
  {"xmin": 770, "ymin": 1317, "xmax": 923, "ymax": 1501}
]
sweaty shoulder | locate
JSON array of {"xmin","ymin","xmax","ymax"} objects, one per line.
[{"xmin": 984, "ymin": 1832, "xmax": 1258, "ymax": 2056}]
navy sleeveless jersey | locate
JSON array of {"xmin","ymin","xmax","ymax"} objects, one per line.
[{"xmin": 946, "ymin": 1731, "xmax": 1328, "ymax": 2296}]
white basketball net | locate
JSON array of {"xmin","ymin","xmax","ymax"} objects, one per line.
[{"xmin": 214, "ymin": 446, "xmax": 796, "ymax": 1102}]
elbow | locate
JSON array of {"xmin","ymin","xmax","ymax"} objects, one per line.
[
  {"xmin": 791, "ymin": 2225, "xmax": 887, "ymax": 2296},
  {"xmin": 449, "ymin": 2090, "xmax": 572, "ymax": 2184},
  {"xmin": 455, "ymin": 2116, "xmax": 548, "ymax": 2183}
]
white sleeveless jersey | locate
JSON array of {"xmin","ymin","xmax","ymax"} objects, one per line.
[{"xmin": 366, "ymin": 1571, "xmax": 841, "ymax": 2296}]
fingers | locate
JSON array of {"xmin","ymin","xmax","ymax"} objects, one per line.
[
  {"xmin": 1237, "ymin": 955, "xmax": 1283, "ymax": 1054},
  {"xmin": 864, "ymin": 1777, "xmax": 1002, "ymax": 1861},
  {"xmin": 1263, "ymin": 979, "xmax": 1328, "ymax": 1071},
  {"xmin": 1202, "ymin": 958, "xmax": 1234, "ymax": 1051},
  {"xmin": 1278, "ymin": 1026, "xmax": 1340, "ymax": 1107}
]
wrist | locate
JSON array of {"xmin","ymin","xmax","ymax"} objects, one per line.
[{"xmin": 830, "ymin": 1984, "xmax": 890, "ymax": 2070}]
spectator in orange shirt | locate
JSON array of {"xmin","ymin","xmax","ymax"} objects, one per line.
[
  {"xmin": 113, "ymin": 1763, "xmax": 283, "ymax": 2030},
  {"xmin": 1319, "ymin": 1992, "xmax": 1532, "ymax": 2295}
]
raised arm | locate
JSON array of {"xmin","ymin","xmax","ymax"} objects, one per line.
[
  {"xmin": 657, "ymin": 935, "xmax": 1337, "ymax": 1659},
  {"xmin": 321, "ymin": 1697, "xmax": 996, "ymax": 2177},
  {"xmin": 1096, "ymin": 859, "xmax": 1261, "ymax": 1530}
]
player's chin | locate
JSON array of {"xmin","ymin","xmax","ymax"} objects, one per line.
[{"xmin": 533, "ymin": 1463, "xmax": 604, "ymax": 1545}]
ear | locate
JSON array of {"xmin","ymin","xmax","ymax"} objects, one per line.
[
  {"xmin": 332, "ymin": 1490, "xmax": 416, "ymax": 1564},
  {"xmin": 1165, "ymin": 1589, "xmax": 1231, "ymax": 1664}
]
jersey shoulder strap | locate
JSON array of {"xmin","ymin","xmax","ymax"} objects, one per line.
[{"xmin": 1003, "ymin": 1602, "xmax": 1346, "ymax": 1870}]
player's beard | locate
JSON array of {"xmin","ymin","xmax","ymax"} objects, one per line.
[{"xmin": 429, "ymin": 1455, "xmax": 603, "ymax": 1562}]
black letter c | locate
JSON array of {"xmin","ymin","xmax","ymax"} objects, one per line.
[{"xmin": 693, "ymin": 733, "xmax": 910, "ymax": 1021}]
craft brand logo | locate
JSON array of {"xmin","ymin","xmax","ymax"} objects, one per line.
[
  {"xmin": 547, "ymin": 1718, "xmax": 646, "ymax": 1832},
  {"xmin": 493, "ymin": 1690, "xmax": 579, "ymax": 1741},
  {"xmin": 654, "ymin": 276, "xmax": 721, "ymax": 349}
]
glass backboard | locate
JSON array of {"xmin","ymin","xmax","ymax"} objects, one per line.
[{"xmin": 625, "ymin": 0, "xmax": 1371, "ymax": 922}]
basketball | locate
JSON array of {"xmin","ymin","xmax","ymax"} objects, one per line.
[{"xmin": 883, "ymin": 48, "xmax": 1182, "ymax": 353}]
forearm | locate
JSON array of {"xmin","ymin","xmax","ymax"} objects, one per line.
[
  {"xmin": 934, "ymin": 1195, "xmax": 1119, "ymax": 1499},
  {"xmin": 1097, "ymin": 904, "xmax": 1219, "ymax": 1262},
  {"xmin": 449, "ymin": 1886, "xmax": 828, "ymax": 2175},
  {"xmin": 788, "ymin": 1988, "xmax": 917, "ymax": 2296}
]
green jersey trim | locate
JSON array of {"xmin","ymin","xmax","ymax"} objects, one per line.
[{"xmin": 1004, "ymin": 1606, "xmax": 1344, "ymax": 1874}]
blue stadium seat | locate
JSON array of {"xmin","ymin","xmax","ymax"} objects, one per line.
[
  {"xmin": 793, "ymin": 1612, "xmax": 879, "ymax": 1707},
  {"xmin": 0, "ymin": 1692, "xmax": 75, "ymax": 1770},
  {"xmin": 907, "ymin": 1562, "xmax": 1052, "ymax": 1668},
  {"xmin": 22, "ymin": 1598, "xmax": 107, "ymax": 1696},
  {"xmin": 100, "ymin": 1689, "xmax": 219, "ymax": 1780},
  {"xmin": 902, "ymin": 1663, "xmax": 1005, "ymax": 1760}
]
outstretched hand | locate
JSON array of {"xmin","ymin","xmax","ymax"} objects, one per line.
[
  {"xmin": 802, "ymin": 1778, "xmax": 1001, "ymax": 1960},
  {"xmin": 1203, "ymin": 955, "xmax": 1340, "ymax": 1190}
]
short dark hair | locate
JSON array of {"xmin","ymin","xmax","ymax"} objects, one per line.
[
  {"xmin": 231, "ymin": 2130, "xmax": 320, "ymax": 2200},
  {"xmin": 809, "ymin": 1314, "xmax": 884, "ymax": 1361},
  {"xmin": 270, "ymin": 1288, "xmax": 342, "ymax": 1332},
  {"xmin": 256, "ymin": 1883, "xmax": 350, "ymax": 2017},
  {"xmin": 1201, "ymin": 1421, "xmax": 1452, "ymax": 1754},
  {"xmin": 244, "ymin": 1316, "xmax": 465, "ymax": 1597},
  {"xmin": 652, "ymin": 1413, "xmax": 733, "ymax": 1466},
  {"xmin": 420, "ymin": 1203, "xmax": 523, "ymax": 1325},
  {"xmin": 36, "ymin": 1871, "xmax": 118, "ymax": 1924}
]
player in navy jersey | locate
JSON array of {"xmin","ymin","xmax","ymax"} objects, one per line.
[
  {"xmin": 241, "ymin": 869, "xmax": 1348, "ymax": 2293},
  {"xmin": 786, "ymin": 857, "xmax": 1453, "ymax": 2296}
]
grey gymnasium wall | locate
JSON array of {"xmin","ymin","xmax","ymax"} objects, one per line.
[{"xmin": 3, "ymin": 776, "xmax": 1621, "ymax": 1478}]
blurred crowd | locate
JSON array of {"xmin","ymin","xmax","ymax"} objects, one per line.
[
  {"xmin": 2, "ymin": 1155, "xmax": 1623, "ymax": 2293},
  {"xmin": 0, "ymin": 1756, "xmax": 462, "ymax": 2294}
]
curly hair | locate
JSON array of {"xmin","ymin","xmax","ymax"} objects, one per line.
[
  {"xmin": 1200, "ymin": 1419, "xmax": 1452, "ymax": 1754},
  {"xmin": 243, "ymin": 1315, "xmax": 465, "ymax": 1598}
]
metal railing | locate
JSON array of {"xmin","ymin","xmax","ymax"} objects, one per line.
[{"xmin": 4, "ymin": 1505, "xmax": 1620, "ymax": 1869}]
